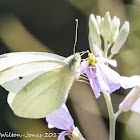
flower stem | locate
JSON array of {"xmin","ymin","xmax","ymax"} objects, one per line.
[
  {"xmin": 108, "ymin": 53, "xmax": 114, "ymax": 59},
  {"xmin": 109, "ymin": 116, "xmax": 116, "ymax": 140},
  {"xmin": 103, "ymin": 93, "xmax": 118, "ymax": 140},
  {"xmin": 72, "ymin": 127, "xmax": 86, "ymax": 140},
  {"xmin": 115, "ymin": 110, "xmax": 122, "ymax": 118}
]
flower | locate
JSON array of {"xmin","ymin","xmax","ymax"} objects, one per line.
[
  {"xmin": 108, "ymin": 16, "xmax": 120, "ymax": 44},
  {"xmin": 111, "ymin": 21, "xmax": 129, "ymax": 54},
  {"xmin": 46, "ymin": 104, "xmax": 85, "ymax": 140},
  {"xmin": 88, "ymin": 12, "xmax": 129, "ymax": 57},
  {"xmin": 102, "ymin": 12, "xmax": 112, "ymax": 37},
  {"xmin": 130, "ymin": 98, "xmax": 140, "ymax": 113},
  {"xmin": 119, "ymin": 86, "xmax": 140, "ymax": 113},
  {"xmin": 89, "ymin": 14, "xmax": 101, "ymax": 46},
  {"xmin": 81, "ymin": 53, "xmax": 140, "ymax": 98}
]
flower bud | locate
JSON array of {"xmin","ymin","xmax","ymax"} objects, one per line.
[
  {"xmin": 100, "ymin": 17, "xmax": 104, "ymax": 35},
  {"xmin": 109, "ymin": 16, "xmax": 120, "ymax": 44},
  {"xmin": 119, "ymin": 86, "xmax": 140, "ymax": 112},
  {"xmin": 102, "ymin": 12, "xmax": 112, "ymax": 37},
  {"xmin": 111, "ymin": 21, "xmax": 130, "ymax": 54},
  {"xmin": 89, "ymin": 14, "xmax": 101, "ymax": 46},
  {"xmin": 96, "ymin": 15, "xmax": 101, "ymax": 27},
  {"xmin": 89, "ymin": 32, "xmax": 103, "ymax": 57}
]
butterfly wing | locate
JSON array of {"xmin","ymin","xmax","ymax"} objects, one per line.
[
  {"xmin": 0, "ymin": 52, "xmax": 65, "ymax": 71},
  {"xmin": 0, "ymin": 52, "xmax": 66, "ymax": 93},
  {"xmin": 0, "ymin": 61, "xmax": 63, "ymax": 93},
  {"xmin": 8, "ymin": 66, "xmax": 76, "ymax": 118},
  {"xmin": 0, "ymin": 52, "xmax": 81, "ymax": 118}
]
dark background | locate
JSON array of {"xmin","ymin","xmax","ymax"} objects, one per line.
[{"xmin": 0, "ymin": 0, "xmax": 140, "ymax": 140}]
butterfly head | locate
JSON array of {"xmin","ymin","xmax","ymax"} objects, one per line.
[{"xmin": 64, "ymin": 53, "xmax": 81, "ymax": 71}]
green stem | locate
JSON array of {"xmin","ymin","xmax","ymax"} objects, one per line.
[
  {"xmin": 109, "ymin": 116, "xmax": 116, "ymax": 140},
  {"xmin": 115, "ymin": 110, "xmax": 122, "ymax": 118},
  {"xmin": 108, "ymin": 53, "xmax": 114, "ymax": 59},
  {"xmin": 103, "ymin": 93, "xmax": 116, "ymax": 140},
  {"xmin": 72, "ymin": 127, "xmax": 86, "ymax": 140}
]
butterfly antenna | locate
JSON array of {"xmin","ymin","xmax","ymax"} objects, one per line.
[{"xmin": 73, "ymin": 19, "xmax": 78, "ymax": 54}]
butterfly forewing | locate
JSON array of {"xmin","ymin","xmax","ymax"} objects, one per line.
[
  {"xmin": 0, "ymin": 52, "xmax": 65, "ymax": 71},
  {"xmin": 0, "ymin": 61, "xmax": 63, "ymax": 93}
]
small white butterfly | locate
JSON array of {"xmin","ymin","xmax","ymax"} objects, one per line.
[{"xmin": 0, "ymin": 52, "xmax": 81, "ymax": 118}]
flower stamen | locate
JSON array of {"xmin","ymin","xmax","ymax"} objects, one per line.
[{"xmin": 88, "ymin": 53, "xmax": 97, "ymax": 65}]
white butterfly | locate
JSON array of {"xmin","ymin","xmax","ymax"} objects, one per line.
[{"xmin": 0, "ymin": 52, "xmax": 81, "ymax": 118}]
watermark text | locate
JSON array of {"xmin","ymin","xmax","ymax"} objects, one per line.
[{"xmin": 0, "ymin": 132, "xmax": 60, "ymax": 138}]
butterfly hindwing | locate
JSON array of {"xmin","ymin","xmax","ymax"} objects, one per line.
[{"xmin": 10, "ymin": 67, "xmax": 76, "ymax": 118}]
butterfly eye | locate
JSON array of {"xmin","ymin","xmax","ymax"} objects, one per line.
[
  {"xmin": 72, "ymin": 57, "xmax": 77, "ymax": 63},
  {"xmin": 68, "ymin": 57, "xmax": 78, "ymax": 69}
]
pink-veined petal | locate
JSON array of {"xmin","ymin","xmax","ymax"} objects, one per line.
[
  {"xmin": 89, "ymin": 77, "xmax": 101, "ymax": 98},
  {"xmin": 96, "ymin": 63, "xmax": 121, "ymax": 94},
  {"xmin": 80, "ymin": 61, "xmax": 88, "ymax": 73},
  {"xmin": 130, "ymin": 98, "xmax": 140, "ymax": 114},
  {"xmin": 46, "ymin": 104, "xmax": 74, "ymax": 131},
  {"xmin": 105, "ymin": 59, "xmax": 117, "ymax": 67},
  {"xmin": 85, "ymin": 66, "xmax": 101, "ymax": 98},
  {"xmin": 58, "ymin": 131, "xmax": 70, "ymax": 140},
  {"xmin": 121, "ymin": 75, "xmax": 140, "ymax": 89},
  {"xmin": 97, "ymin": 57, "xmax": 117, "ymax": 67},
  {"xmin": 119, "ymin": 87, "xmax": 140, "ymax": 112}
]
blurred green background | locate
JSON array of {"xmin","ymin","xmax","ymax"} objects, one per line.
[{"xmin": 0, "ymin": 0, "xmax": 140, "ymax": 140}]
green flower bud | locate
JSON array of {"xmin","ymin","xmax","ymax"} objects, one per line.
[
  {"xmin": 100, "ymin": 17, "xmax": 104, "ymax": 35},
  {"xmin": 111, "ymin": 21, "xmax": 129, "ymax": 54},
  {"xmin": 89, "ymin": 32, "xmax": 103, "ymax": 57},
  {"xmin": 102, "ymin": 12, "xmax": 112, "ymax": 37},
  {"xmin": 96, "ymin": 15, "xmax": 101, "ymax": 27},
  {"xmin": 109, "ymin": 16, "xmax": 120, "ymax": 44},
  {"xmin": 89, "ymin": 14, "xmax": 101, "ymax": 46},
  {"xmin": 119, "ymin": 86, "xmax": 140, "ymax": 112}
]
